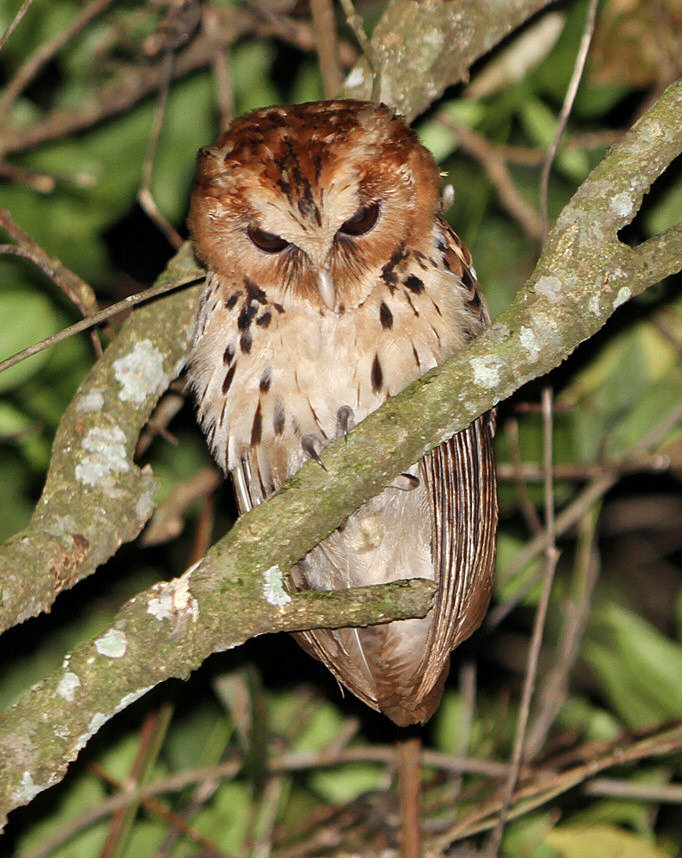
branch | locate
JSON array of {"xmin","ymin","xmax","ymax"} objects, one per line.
[
  {"xmin": 0, "ymin": 243, "xmax": 202, "ymax": 634},
  {"xmin": 0, "ymin": 77, "xmax": 680, "ymax": 823},
  {"xmin": 343, "ymin": 0, "xmax": 555, "ymax": 120}
]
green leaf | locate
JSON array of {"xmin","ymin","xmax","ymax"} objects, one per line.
[
  {"xmin": 546, "ymin": 824, "xmax": 672, "ymax": 858},
  {"xmin": 191, "ymin": 780, "xmax": 253, "ymax": 853},
  {"xmin": 416, "ymin": 99, "xmax": 487, "ymax": 163},
  {"xmin": 583, "ymin": 603, "xmax": 682, "ymax": 727},
  {"xmin": 311, "ymin": 763, "xmax": 383, "ymax": 804},
  {"xmin": 0, "ymin": 285, "xmax": 59, "ymax": 393},
  {"xmin": 644, "ymin": 173, "xmax": 682, "ymax": 235},
  {"xmin": 519, "ymin": 97, "xmax": 590, "ymax": 182}
]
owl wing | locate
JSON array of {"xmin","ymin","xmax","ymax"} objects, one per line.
[
  {"xmin": 287, "ymin": 413, "xmax": 497, "ymax": 725},
  {"xmin": 415, "ymin": 410, "xmax": 498, "ymax": 701}
]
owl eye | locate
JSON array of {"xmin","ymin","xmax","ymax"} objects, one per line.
[
  {"xmin": 247, "ymin": 223, "xmax": 290, "ymax": 253},
  {"xmin": 339, "ymin": 202, "xmax": 380, "ymax": 237}
]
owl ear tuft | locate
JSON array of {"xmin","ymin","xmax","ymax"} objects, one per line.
[{"xmin": 196, "ymin": 145, "xmax": 231, "ymax": 181}]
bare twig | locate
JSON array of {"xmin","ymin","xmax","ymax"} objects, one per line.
[
  {"xmin": 487, "ymin": 388, "xmax": 560, "ymax": 856},
  {"xmin": 488, "ymin": 398, "xmax": 682, "ymax": 629},
  {"xmin": 311, "ymin": 0, "xmax": 344, "ymax": 98},
  {"xmin": 539, "ymin": 0, "xmax": 599, "ymax": 239},
  {"xmin": 495, "ymin": 454, "xmax": 671, "ymax": 482},
  {"xmin": 138, "ymin": 51, "xmax": 183, "ymax": 249},
  {"xmin": 439, "ymin": 116, "xmax": 544, "ymax": 241},
  {"xmin": 0, "ymin": 270, "xmax": 203, "ymax": 376},
  {"xmin": 339, "ymin": 0, "xmax": 381, "ymax": 101},
  {"xmin": 0, "ymin": 0, "xmax": 116, "ymax": 120},
  {"xmin": 524, "ymin": 503, "xmax": 601, "ymax": 758},
  {"xmin": 0, "ymin": 162, "xmax": 57, "ymax": 192},
  {"xmin": 584, "ymin": 777, "xmax": 682, "ymax": 804},
  {"xmin": 88, "ymin": 761, "xmax": 227, "ymax": 858},
  {"xmin": 202, "ymin": 4, "xmax": 234, "ymax": 131},
  {"xmin": 398, "ymin": 736, "xmax": 422, "ymax": 858},
  {"xmin": 0, "ymin": 208, "xmax": 99, "ymax": 317},
  {"xmin": 141, "ymin": 466, "xmax": 222, "ymax": 547},
  {"xmin": 451, "ymin": 660, "xmax": 477, "ymax": 799},
  {"xmin": 135, "ymin": 389, "xmax": 186, "ymax": 457},
  {"xmin": 0, "ymin": 208, "xmax": 103, "ymax": 357},
  {"xmin": 505, "ymin": 417, "xmax": 543, "ymax": 534},
  {"xmin": 97, "ymin": 704, "xmax": 174, "ymax": 858},
  {"xmin": 0, "ymin": 0, "xmax": 37, "ymax": 53},
  {"xmin": 435, "ymin": 721, "xmax": 682, "ymax": 848}
]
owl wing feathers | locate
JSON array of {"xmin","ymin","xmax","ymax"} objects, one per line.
[{"xmin": 415, "ymin": 411, "xmax": 498, "ymax": 702}]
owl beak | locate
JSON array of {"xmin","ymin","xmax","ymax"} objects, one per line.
[{"xmin": 315, "ymin": 267, "xmax": 336, "ymax": 312}]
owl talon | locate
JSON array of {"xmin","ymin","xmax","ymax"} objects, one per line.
[
  {"xmin": 391, "ymin": 473, "xmax": 420, "ymax": 492},
  {"xmin": 302, "ymin": 434, "xmax": 327, "ymax": 471},
  {"xmin": 336, "ymin": 405, "xmax": 355, "ymax": 441}
]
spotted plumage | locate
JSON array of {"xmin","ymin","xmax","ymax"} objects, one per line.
[{"xmin": 188, "ymin": 100, "xmax": 497, "ymax": 726}]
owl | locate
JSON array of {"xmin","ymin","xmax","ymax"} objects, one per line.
[{"xmin": 187, "ymin": 100, "xmax": 497, "ymax": 726}]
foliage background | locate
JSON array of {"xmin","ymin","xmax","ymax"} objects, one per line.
[{"xmin": 0, "ymin": 0, "xmax": 681, "ymax": 855}]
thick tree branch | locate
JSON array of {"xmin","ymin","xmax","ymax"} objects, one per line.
[
  {"xmin": 0, "ymin": 244, "xmax": 202, "ymax": 634},
  {"xmin": 0, "ymin": 78, "xmax": 680, "ymax": 823},
  {"xmin": 343, "ymin": 0, "xmax": 554, "ymax": 120}
]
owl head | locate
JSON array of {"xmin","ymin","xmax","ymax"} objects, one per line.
[{"xmin": 188, "ymin": 100, "xmax": 442, "ymax": 313}]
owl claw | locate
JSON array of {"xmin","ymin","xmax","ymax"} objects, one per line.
[
  {"xmin": 391, "ymin": 473, "xmax": 420, "ymax": 492},
  {"xmin": 302, "ymin": 434, "xmax": 327, "ymax": 471},
  {"xmin": 336, "ymin": 405, "xmax": 355, "ymax": 441}
]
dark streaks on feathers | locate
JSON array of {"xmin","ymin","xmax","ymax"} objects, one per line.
[{"xmin": 379, "ymin": 301, "xmax": 393, "ymax": 329}]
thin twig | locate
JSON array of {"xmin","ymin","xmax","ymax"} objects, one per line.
[
  {"xmin": 140, "ymin": 466, "xmax": 222, "ymax": 547},
  {"xmin": 88, "ymin": 762, "xmax": 227, "ymax": 858},
  {"xmin": 97, "ymin": 704, "xmax": 174, "ymax": 858},
  {"xmin": 311, "ymin": 0, "xmax": 344, "ymax": 98},
  {"xmin": 451, "ymin": 660, "xmax": 477, "ymax": 799},
  {"xmin": 584, "ymin": 777, "xmax": 682, "ymax": 804},
  {"xmin": 435, "ymin": 721, "xmax": 682, "ymax": 849},
  {"xmin": 398, "ymin": 736, "xmax": 422, "ymax": 858},
  {"xmin": 0, "ymin": 208, "xmax": 102, "ymax": 357},
  {"xmin": 495, "ymin": 454, "xmax": 671, "ymax": 482},
  {"xmin": 135, "ymin": 389, "xmax": 186, "ymax": 458},
  {"xmin": 486, "ymin": 387, "xmax": 560, "ymax": 856},
  {"xmin": 338, "ymin": 0, "xmax": 381, "ymax": 101},
  {"xmin": 0, "ymin": 208, "xmax": 98, "ymax": 317},
  {"xmin": 0, "ymin": 162, "xmax": 58, "ymax": 192},
  {"xmin": 0, "ymin": 0, "xmax": 116, "ymax": 120},
  {"xmin": 524, "ymin": 503, "xmax": 601, "ymax": 758},
  {"xmin": 488, "ymin": 398, "xmax": 682, "ymax": 629},
  {"xmin": 505, "ymin": 417, "xmax": 543, "ymax": 534},
  {"xmin": 0, "ymin": 270, "xmax": 204, "ymax": 376},
  {"xmin": 0, "ymin": 0, "xmax": 37, "ymax": 54},
  {"xmin": 539, "ymin": 0, "xmax": 599, "ymax": 240},
  {"xmin": 439, "ymin": 116, "xmax": 544, "ymax": 241},
  {"xmin": 202, "ymin": 4, "xmax": 234, "ymax": 131},
  {"xmin": 138, "ymin": 51, "xmax": 183, "ymax": 249}
]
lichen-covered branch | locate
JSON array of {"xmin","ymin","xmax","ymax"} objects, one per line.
[
  {"xmin": 343, "ymin": 0, "xmax": 554, "ymax": 120},
  {"xmin": 0, "ymin": 77, "xmax": 680, "ymax": 824},
  {"xmin": 0, "ymin": 244, "xmax": 202, "ymax": 635},
  {"xmin": 0, "ymin": 576, "xmax": 435, "ymax": 821}
]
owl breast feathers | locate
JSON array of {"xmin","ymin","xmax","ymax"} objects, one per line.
[{"xmin": 187, "ymin": 99, "xmax": 497, "ymax": 726}]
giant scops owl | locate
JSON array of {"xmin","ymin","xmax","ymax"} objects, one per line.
[{"xmin": 187, "ymin": 99, "xmax": 497, "ymax": 726}]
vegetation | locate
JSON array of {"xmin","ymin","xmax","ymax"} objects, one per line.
[{"xmin": 0, "ymin": 0, "xmax": 681, "ymax": 855}]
